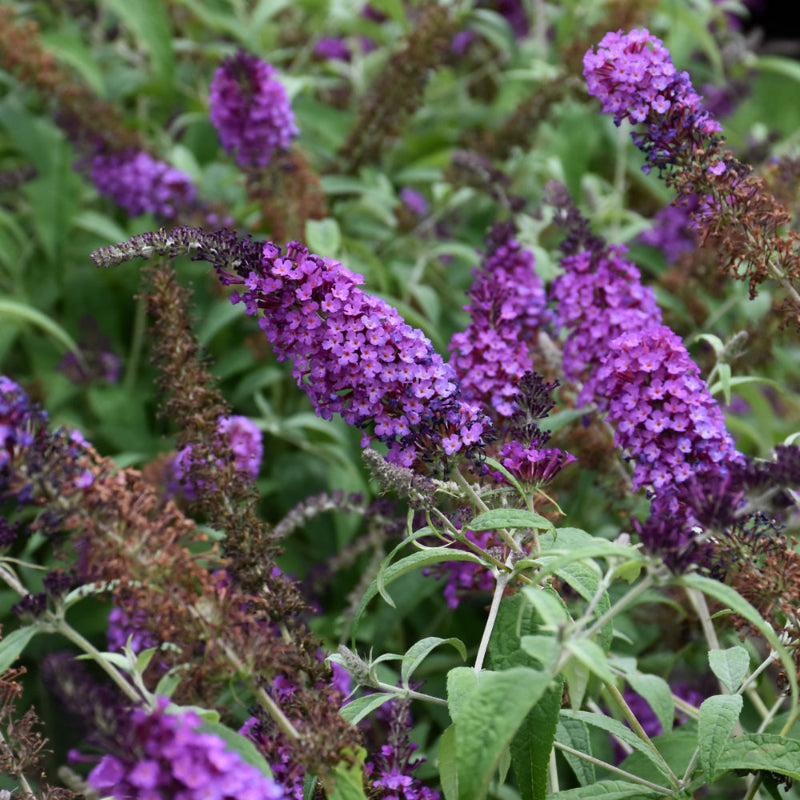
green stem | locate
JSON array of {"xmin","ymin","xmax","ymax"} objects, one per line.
[
  {"xmin": 123, "ymin": 293, "xmax": 147, "ymax": 394},
  {"xmin": 606, "ymin": 682, "xmax": 680, "ymax": 788},
  {"xmin": 474, "ymin": 570, "xmax": 510, "ymax": 673},
  {"xmin": 552, "ymin": 741, "xmax": 673, "ymax": 795},
  {"xmin": 582, "ymin": 572, "xmax": 655, "ymax": 642},
  {"xmin": 53, "ymin": 617, "xmax": 142, "ymax": 705},
  {"xmin": 373, "ymin": 680, "xmax": 447, "ymax": 707}
]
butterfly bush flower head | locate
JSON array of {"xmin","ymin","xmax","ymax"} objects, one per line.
[
  {"xmin": 90, "ymin": 150, "xmax": 197, "ymax": 218},
  {"xmin": 220, "ymin": 239, "xmax": 492, "ymax": 467},
  {"xmin": 583, "ymin": 29, "xmax": 722, "ymax": 175},
  {"xmin": 88, "ymin": 697, "xmax": 284, "ymax": 800},
  {"xmin": 170, "ymin": 414, "xmax": 263, "ymax": 499},
  {"xmin": 209, "ymin": 50, "xmax": 298, "ymax": 168},
  {"xmin": 448, "ymin": 225, "xmax": 547, "ymax": 419},
  {"xmin": 595, "ymin": 325, "xmax": 741, "ymax": 492},
  {"xmin": 551, "ymin": 244, "xmax": 662, "ymax": 406}
]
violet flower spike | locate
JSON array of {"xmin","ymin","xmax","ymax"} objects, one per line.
[
  {"xmin": 209, "ymin": 50, "xmax": 298, "ymax": 169},
  {"xmin": 220, "ymin": 239, "xmax": 493, "ymax": 467},
  {"xmin": 583, "ymin": 28, "xmax": 723, "ymax": 174},
  {"xmin": 595, "ymin": 324, "xmax": 742, "ymax": 493},
  {"xmin": 90, "ymin": 149, "xmax": 197, "ymax": 218},
  {"xmin": 448, "ymin": 226, "xmax": 547, "ymax": 419}
]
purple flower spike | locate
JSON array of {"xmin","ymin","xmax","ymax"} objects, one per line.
[
  {"xmin": 584, "ymin": 29, "xmax": 722, "ymax": 174},
  {"xmin": 219, "ymin": 240, "xmax": 492, "ymax": 467},
  {"xmin": 448, "ymin": 226, "xmax": 546, "ymax": 419},
  {"xmin": 88, "ymin": 697, "xmax": 285, "ymax": 799},
  {"xmin": 595, "ymin": 325, "xmax": 741, "ymax": 492},
  {"xmin": 209, "ymin": 50, "xmax": 298, "ymax": 168},
  {"xmin": 551, "ymin": 244, "xmax": 662, "ymax": 406},
  {"xmin": 90, "ymin": 150, "xmax": 197, "ymax": 218}
]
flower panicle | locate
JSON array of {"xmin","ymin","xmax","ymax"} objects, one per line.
[
  {"xmin": 209, "ymin": 50, "xmax": 298, "ymax": 169},
  {"xmin": 448, "ymin": 224, "xmax": 547, "ymax": 420}
]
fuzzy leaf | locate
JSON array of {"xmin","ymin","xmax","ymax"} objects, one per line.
[
  {"xmin": 468, "ymin": 508, "xmax": 555, "ymax": 533},
  {"xmin": 339, "ymin": 693, "xmax": 396, "ymax": 725},
  {"xmin": 713, "ymin": 734, "xmax": 800, "ymax": 782},
  {"xmin": 400, "ymin": 637, "xmax": 467, "ymax": 686},
  {"xmin": 698, "ymin": 694, "xmax": 743, "ymax": 780},
  {"xmin": 447, "ymin": 666, "xmax": 550, "ymax": 800},
  {"xmin": 546, "ymin": 780, "xmax": 662, "ymax": 799},
  {"xmin": 559, "ymin": 710, "xmax": 674, "ymax": 780},
  {"xmin": 555, "ymin": 718, "xmax": 595, "ymax": 786},
  {"xmin": 0, "ymin": 625, "xmax": 38, "ymax": 673},
  {"xmin": 625, "ymin": 673, "xmax": 675, "ymax": 736},
  {"xmin": 708, "ymin": 646, "xmax": 749, "ymax": 694}
]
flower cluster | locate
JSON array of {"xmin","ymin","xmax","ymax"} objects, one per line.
[
  {"xmin": 448, "ymin": 226, "xmax": 546, "ymax": 419},
  {"xmin": 169, "ymin": 414, "xmax": 263, "ymax": 500},
  {"xmin": 88, "ymin": 698, "xmax": 285, "ymax": 800},
  {"xmin": 551, "ymin": 244, "xmax": 662, "ymax": 406},
  {"xmin": 219, "ymin": 240, "xmax": 492, "ymax": 466},
  {"xmin": 496, "ymin": 440, "xmax": 577, "ymax": 487},
  {"xmin": 90, "ymin": 150, "xmax": 197, "ymax": 218},
  {"xmin": 209, "ymin": 50, "xmax": 298, "ymax": 168},
  {"xmin": 595, "ymin": 325, "xmax": 741, "ymax": 491},
  {"xmin": 583, "ymin": 29, "xmax": 722, "ymax": 174}
]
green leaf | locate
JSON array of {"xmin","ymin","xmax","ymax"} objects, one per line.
[
  {"xmin": 678, "ymin": 574, "xmax": 799, "ymax": 703},
  {"xmin": 698, "ymin": 694, "xmax": 743, "ymax": 780},
  {"xmin": 708, "ymin": 646, "xmax": 749, "ymax": 693},
  {"xmin": 303, "ymin": 775, "xmax": 319, "ymax": 800},
  {"xmin": 355, "ymin": 548, "xmax": 484, "ymax": 621},
  {"xmin": 708, "ymin": 375, "xmax": 782, "ymax": 398},
  {"xmin": 546, "ymin": 780, "xmax": 662, "ymax": 799},
  {"xmin": 305, "ymin": 218, "xmax": 342, "ymax": 258},
  {"xmin": 512, "ymin": 677, "xmax": 564, "ymax": 800},
  {"xmin": 339, "ymin": 693, "xmax": 396, "ymax": 725},
  {"xmin": 0, "ymin": 625, "xmax": 39, "ymax": 673},
  {"xmin": 468, "ymin": 508, "xmax": 555, "ymax": 533},
  {"xmin": 521, "ymin": 586, "xmax": 570, "ymax": 630},
  {"xmin": 196, "ymin": 720, "xmax": 275, "ymax": 778},
  {"xmin": 559, "ymin": 710, "xmax": 675, "ymax": 780},
  {"xmin": 0, "ymin": 298, "xmax": 84, "ymax": 364},
  {"xmin": 624, "ymin": 673, "xmax": 675, "ymax": 736},
  {"xmin": 400, "ymin": 637, "xmax": 467, "ymax": 686},
  {"xmin": 564, "ymin": 639, "xmax": 615, "ymax": 685},
  {"xmin": 554, "ymin": 563, "xmax": 612, "ymax": 652},
  {"xmin": 555, "ymin": 718, "xmax": 595, "ymax": 786},
  {"xmin": 326, "ymin": 749, "xmax": 368, "ymax": 799},
  {"xmin": 488, "ymin": 593, "xmax": 562, "ymax": 800},
  {"xmin": 538, "ymin": 544, "xmax": 646, "ymax": 579},
  {"xmin": 713, "ymin": 733, "xmax": 800, "ymax": 782},
  {"xmin": 439, "ymin": 725, "xmax": 459, "ymax": 800},
  {"xmin": 447, "ymin": 666, "xmax": 551, "ymax": 800},
  {"xmin": 101, "ymin": 0, "xmax": 175, "ymax": 92}
]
